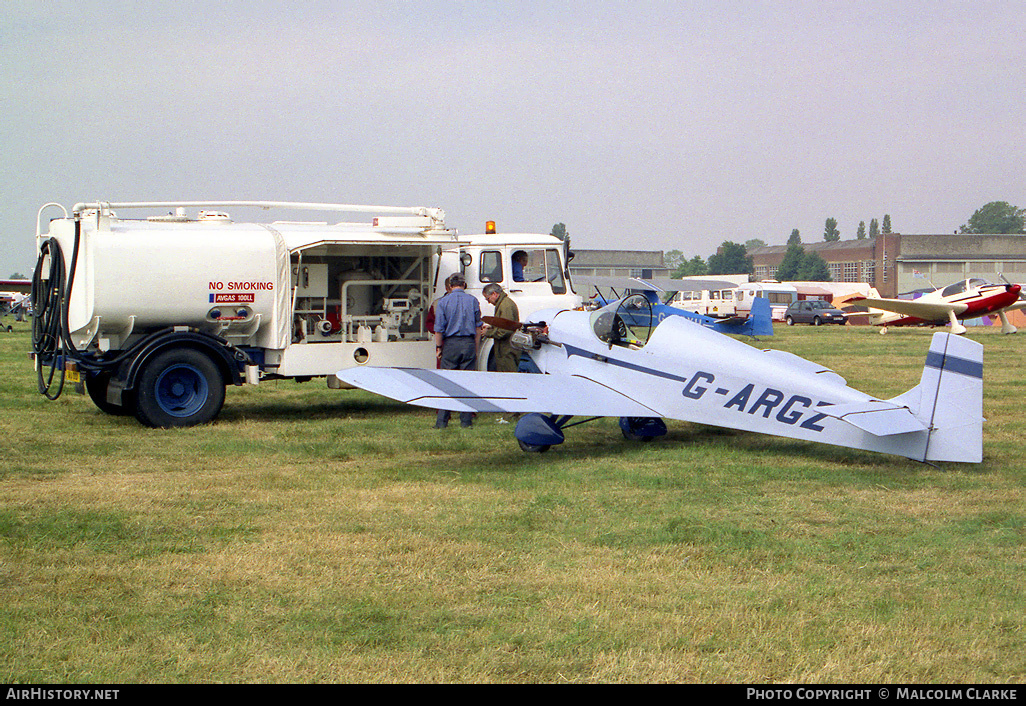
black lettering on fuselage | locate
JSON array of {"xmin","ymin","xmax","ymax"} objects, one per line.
[
  {"xmin": 748, "ymin": 388, "xmax": 784, "ymax": 417},
  {"xmin": 724, "ymin": 383, "xmax": 754, "ymax": 411},
  {"xmin": 683, "ymin": 371, "xmax": 715, "ymax": 400},
  {"xmin": 800, "ymin": 402, "xmax": 832, "ymax": 432},
  {"xmin": 776, "ymin": 395, "xmax": 811, "ymax": 425}
]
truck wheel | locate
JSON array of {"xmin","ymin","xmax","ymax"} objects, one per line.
[
  {"xmin": 84, "ymin": 371, "xmax": 133, "ymax": 416},
  {"xmin": 134, "ymin": 348, "xmax": 225, "ymax": 428}
]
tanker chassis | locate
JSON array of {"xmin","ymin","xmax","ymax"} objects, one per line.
[{"xmin": 32, "ymin": 201, "xmax": 579, "ymax": 428}]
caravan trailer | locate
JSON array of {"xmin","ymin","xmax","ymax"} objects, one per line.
[{"xmin": 735, "ymin": 281, "xmax": 798, "ymax": 321}]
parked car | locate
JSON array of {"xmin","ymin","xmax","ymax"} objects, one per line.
[{"xmin": 784, "ymin": 299, "xmax": 847, "ymax": 326}]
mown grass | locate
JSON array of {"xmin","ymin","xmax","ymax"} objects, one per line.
[{"xmin": 0, "ymin": 321, "xmax": 1023, "ymax": 683}]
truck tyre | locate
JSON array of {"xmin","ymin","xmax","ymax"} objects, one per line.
[
  {"xmin": 134, "ymin": 348, "xmax": 225, "ymax": 428},
  {"xmin": 84, "ymin": 371, "xmax": 133, "ymax": 416}
]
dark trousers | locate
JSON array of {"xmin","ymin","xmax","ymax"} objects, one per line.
[{"xmin": 437, "ymin": 336, "xmax": 477, "ymax": 427}]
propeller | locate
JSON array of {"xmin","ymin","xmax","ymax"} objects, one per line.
[
  {"xmin": 999, "ymin": 274, "xmax": 1026, "ymax": 301},
  {"xmin": 482, "ymin": 315, "xmax": 522, "ymax": 330}
]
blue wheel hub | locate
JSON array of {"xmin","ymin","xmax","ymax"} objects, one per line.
[{"xmin": 154, "ymin": 364, "xmax": 209, "ymax": 417}]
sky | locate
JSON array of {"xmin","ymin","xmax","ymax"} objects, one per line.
[{"xmin": 2, "ymin": 0, "xmax": 1024, "ymax": 277}]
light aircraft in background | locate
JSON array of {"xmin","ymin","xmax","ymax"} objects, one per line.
[
  {"xmin": 847, "ymin": 277, "xmax": 1025, "ymax": 335},
  {"xmin": 1, "ymin": 279, "xmax": 32, "ymax": 330},
  {"xmin": 338, "ymin": 293, "xmax": 984, "ymax": 463},
  {"xmin": 575, "ymin": 275, "xmax": 774, "ymax": 337}
]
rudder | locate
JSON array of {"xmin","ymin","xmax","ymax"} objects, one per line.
[{"xmin": 912, "ymin": 333, "xmax": 984, "ymax": 462}]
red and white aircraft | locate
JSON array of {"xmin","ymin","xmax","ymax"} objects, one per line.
[{"xmin": 848, "ymin": 277, "xmax": 1026, "ymax": 335}]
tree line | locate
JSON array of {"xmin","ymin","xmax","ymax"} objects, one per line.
[{"xmin": 656, "ymin": 200, "xmax": 1025, "ymax": 280}]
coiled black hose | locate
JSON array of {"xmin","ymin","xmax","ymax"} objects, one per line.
[{"xmin": 31, "ymin": 217, "xmax": 81, "ymax": 400}]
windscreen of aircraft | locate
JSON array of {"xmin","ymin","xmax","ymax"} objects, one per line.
[{"xmin": 590, "ymin": 294, "xmax": 655, "ymax": 347}]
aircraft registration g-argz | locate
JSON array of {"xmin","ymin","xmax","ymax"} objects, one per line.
[
  {"xmin": 848, "ymin": 277, "xmax": 1025, "ymax": 335},
  {"xmin": 338, "ymin": 293, "xmax": 985, "ymax": 463}
]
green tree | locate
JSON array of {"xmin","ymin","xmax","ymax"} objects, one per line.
[
  {"xmin": 664, "ymin": 249, "xmax": 686, "ymax": 272},
  {"xmin": 679, "ymin": 255, "xmax": 708, "ymax": 277},
  {"xmin": 707, "ymin": 241, "xmax": 753, "ymax": 275},
  {"xmin": 8, "ymin": 272, "xmax": 28, "ymax": 280},
  {"xmin": 869, "ymin": 218, "xmax": 879, "ymax": 239},
  {"xmin": 550, "ymin": 223, "xmax": 569, "ymax": 240},
  {"xmin": 665, "ymin": 250, "xmax": 707, "ymax": 277},
  {"xmin": 856, "ymin": 221, "xmax": 866, "ymax": 240},
  {"xmin": 745, "ymin": 238, "xmax": 766, "ymax": 251},
  {"xmin": 796, "ymin": 251, "xmax": 832, "ymax": 281},
  {"xmin": 959, "ymin": 202, "xmax": 1025, "ymax": 234},
  {"xmin": 787, "ymin": 229, "xmax": 801, "ymax": 245},
  {"xmin": 775, "ymin": 244, "xmax": 806, "ymax": 281},
  {"xmin": 881, "ymin": 214, "xmax": 892, "ymax": 234},
  {"xmin": 824, "ymin": 217, "xmax": 840, "ymax": 242}
]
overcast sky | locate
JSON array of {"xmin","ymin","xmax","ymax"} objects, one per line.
[{"xmin": 2, "ymin": 0, "xmax": 1024, "ymax": 277}]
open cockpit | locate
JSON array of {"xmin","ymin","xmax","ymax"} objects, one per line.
[{"xmin": 590, "ymin": 294, "xmax": 657, "ymax": 348}]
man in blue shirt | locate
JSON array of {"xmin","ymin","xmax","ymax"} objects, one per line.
[
  {"xmin": 511, "ymin": 250, "xmax": 528, "ymax": 282},
  {"xmin": 433, "ymin": 272, "xmax": 483, "ymax": 428}
]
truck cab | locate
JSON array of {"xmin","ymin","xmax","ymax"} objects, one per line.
[{"xmin": 435, "ymin": 227, "xmax": 582, "ymax": 370}]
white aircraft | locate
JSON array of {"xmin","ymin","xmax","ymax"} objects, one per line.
[
  {"xmin": 847, "ymin": 277, "xmax": 1025, "ymax": 335},
  {"xmin": 1, "ymin": 279, "xmax": 32, "ymax": 330},
  {"xmin": 338, "ymin": 294, "xmax": 984, "ymax": 463}
]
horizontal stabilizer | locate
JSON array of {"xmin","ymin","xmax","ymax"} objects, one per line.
[{"xmin": 817, "ymin": 400, "xmax": 927, "ymax": 436}]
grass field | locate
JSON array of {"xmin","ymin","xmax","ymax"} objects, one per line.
[{"xmin": 1, "ymin": 320, "xmax": 1023, "ymax": 683}]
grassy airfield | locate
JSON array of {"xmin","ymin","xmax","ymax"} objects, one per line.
[{"xmin": 0, "ymin": 321, "xmax": 1023, "ymax": 683}]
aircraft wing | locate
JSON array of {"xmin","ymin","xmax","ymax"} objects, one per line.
[
  {"xmin": 337, "ymin": 367, "xmax": 661, "ymax": 416},
  {"xmin": 638, "ymin": 276, "xmax": 739, "ymax": 292},
  {"xmin": 849, "ymin": 296, "xmax": 968, "ymax": 319},
  {"xmin": 574, "ymin": 275, "xmax": 737, "ymax": 293}
]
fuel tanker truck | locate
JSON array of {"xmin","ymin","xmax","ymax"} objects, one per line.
[{"xmin": 32, "ymin": 201, "xmax": 580, "ymax": 427}]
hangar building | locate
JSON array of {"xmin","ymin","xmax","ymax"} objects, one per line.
[{"xmin": 749, "ymin": 234, "xmax": 1026, "ymax": 298}]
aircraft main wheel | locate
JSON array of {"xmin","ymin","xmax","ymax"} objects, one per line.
[
  {"xmin": 134, "ymin": 348, "xmax": 225, "ymax": 428},
  {"xmin": 785, "ymin": 316, "xmax": 794, "ymax": 326},
  {"xmin": 619, "ymin": 416, "xmax": 664, "ymax": 442},
  {"xmin": 518, "ymin": 439, "xmax": 551, "ymax": 453},
  {"xmin": 84, "ymin": 371, "xmax": 133, "ymax": 416}
]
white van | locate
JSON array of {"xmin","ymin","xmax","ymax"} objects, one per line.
[{"xmin": 666, "ymin": 287, "xmax": 737, "ymax": 318}]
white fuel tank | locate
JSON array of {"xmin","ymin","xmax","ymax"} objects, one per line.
[{"xmin": 42, "ymin": 213, "xmax": 288, "ymax": 350}]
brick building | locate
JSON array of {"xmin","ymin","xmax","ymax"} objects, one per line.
[{"xmin": 749, "ymin": 234, "xmax": 1026, "ymax": 298}]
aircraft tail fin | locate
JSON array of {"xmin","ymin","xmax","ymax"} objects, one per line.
[
  {"xmin": 891, "ymin": 332, "xmax": 984, "ymax": 463},
  {"xmin": 744, "ymin": 296, "xmax": 775, "ymax": 337},
  {"xmin": 718, "ymin": 296, "xmax": 774, "ymax": 337}
]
